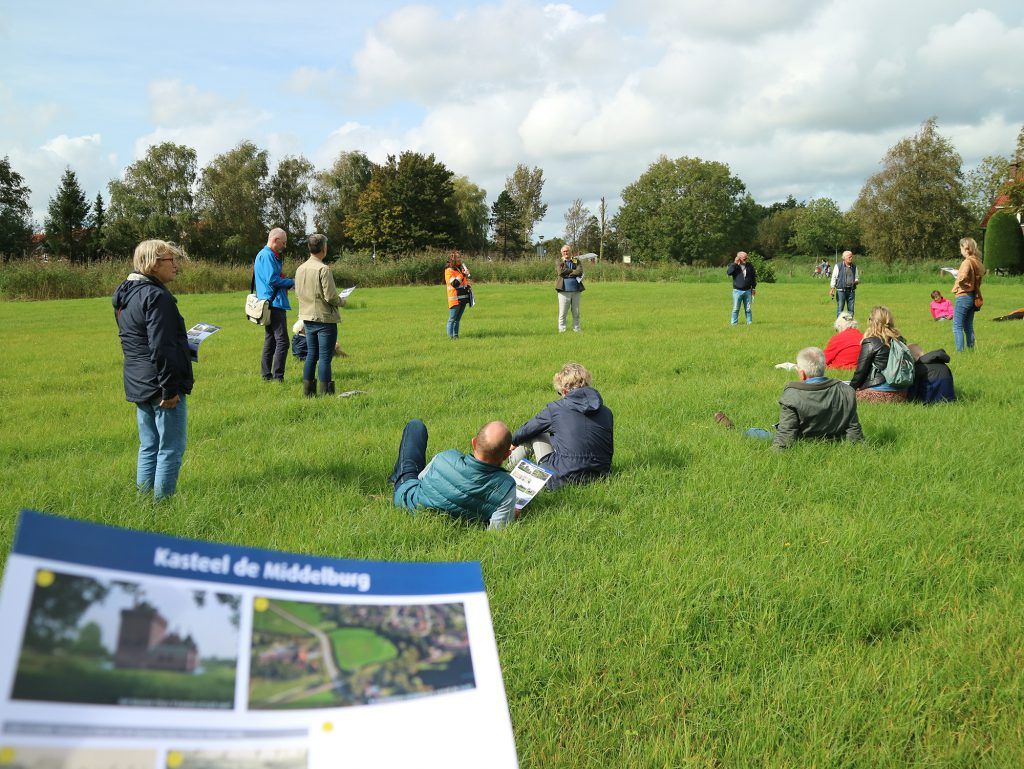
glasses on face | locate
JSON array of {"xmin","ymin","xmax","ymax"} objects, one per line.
[{"xmin": 157, "ymin": 257, "xmax": 178, "ymax": 266}]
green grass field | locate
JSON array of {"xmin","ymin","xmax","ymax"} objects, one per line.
[
  {"xmin": 328, "ymin": 627, "xmax": 398, "ymax": 671},
  {"xmin": 2, "ymin": 279, "xmax": 1024, "ymax": 766}
]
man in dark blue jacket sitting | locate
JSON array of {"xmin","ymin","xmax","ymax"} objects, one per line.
[
  {"xmin": 389, "ymin": 420, "xmax": 517, "ymax": 529},
  {"xmin": 508, "ymin": 362, "xmax": 614, "ymax": 490}
]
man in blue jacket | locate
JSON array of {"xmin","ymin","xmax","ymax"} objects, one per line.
[
  {"xmin": 254, "ymin": 228, "xmax": 295, "ymax": 381},
  {"xmin": 389, "ymin": 420, "xmax": 517, "ymax": 530}
]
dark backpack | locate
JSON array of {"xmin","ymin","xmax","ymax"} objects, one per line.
[{"xmin": 881, "ymin": 338, "xmax": 915, "ymax": 388}]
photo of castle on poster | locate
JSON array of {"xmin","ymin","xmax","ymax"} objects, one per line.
[
  {"xmin": 11, "ymin": 569, "xmax": 240, "ymax": 708},
  {"xmin": 249, "ymin": 599, "xmax": 475, "ymax": 709}
]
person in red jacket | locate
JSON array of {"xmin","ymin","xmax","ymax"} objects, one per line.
[{"xmin": 824, "ymin": 311, "xmax": 862, "ymax": 370}]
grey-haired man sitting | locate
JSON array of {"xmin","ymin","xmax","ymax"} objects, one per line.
[{"xmin": 716, "ymin": 347, "xmax": 864, "ymax": 449}]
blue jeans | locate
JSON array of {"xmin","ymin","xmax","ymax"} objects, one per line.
[
  {"xmin": 136, "ymin": 395, "xmax": 187, "ymax": 499},
  {"xmin": 302, "ymin": 321, "xmax": 337, "ymax": 383},
  {"xmin": 731, "ymin": 289, "xmax": 752, "ymax": 324},
  {"xmin": 952, "ymin": 294, "xmax": 976, "ymax": 351},
  {"xmin": 835, "ymin": 289, "xmax": 855, "ymax": 317},
  {"xmin": 447, "ymin": 303, "xmax": 466, "ymax": 338},
  {"xmin": 389, "ymin": 419, "xmax": 428, "ymax": 495}
]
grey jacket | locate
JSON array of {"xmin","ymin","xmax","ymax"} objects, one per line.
[{"xmin": 773, "ymin": 378, "xmax": 864, "ymax": 449}]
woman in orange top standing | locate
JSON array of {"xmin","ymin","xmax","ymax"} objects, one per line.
[
  {"xmin": 951, "ymin": 237, "xmax": 985, "ymax": 352},
  {"xmin": 445, "ymin": 250, "xmax": 472, "ymax": 339}
]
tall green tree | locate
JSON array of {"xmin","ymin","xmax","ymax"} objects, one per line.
[
  {"xmin": 45, "ymin": 167, "xmax": 90, "ymax": 261},
  {"xmin": 490, "ymin": 190, "xmax": 523, "ymax": 258},
  {"xmin": 754, "ymin": 205, "xmax": 802, "ymax": 258},
  {"xmin": 790, "ymin": 197, "xmax": 850, "ymax": 257},
  {"xmin": 563, "ymin": 198, "xmax": 590, "ymax": 251},
  {"xmin": 312, "ymin": 150, "xmax": 373, "ymax": 252},
  {"xmin": 267, "ymin": 155, "xmax": 315, "ymax": 258},
  {"xmin": 198, "ymin": 140, "xmax": 270, "ymax": 262},
  {"xmin": 88, "ymin": 192, "xmax": 105, "ymax": 260},
  {"xmin": 0, "ymin": 156, "xmax": 33, "ymax": 257},
  {"xmin": 106, "ymin": 142, "xmax": 198, "ymax": 257},
  {"xmin": 853, "ymin": 117, "xmax": 969, "ymax": 262},
  {"xmin": 450, "ymin": 175, "xmax": 489, "ymax": 253},
  {"xmin": 964, "ymin": 155, "xmax": 1011, "ymax": 232},
  {"xmin": 617, "ymin": 155, "xmax": 752, "ymax": 263},
  {"xmin": 347, "ymin": 151, "xmax": 458, "ymax": 255},
  {"xmin": 504, "ymin": 164, "xmax": 547, "ymax": 246}
]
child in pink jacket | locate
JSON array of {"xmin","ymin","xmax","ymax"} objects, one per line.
[{"xmin": 930, "ymin": 290, "xmax": 954, "ymax": 320}]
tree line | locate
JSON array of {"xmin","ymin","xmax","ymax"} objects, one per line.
[{"xmin": 1, "ymin": 118, "xmax": 1021, "ymax": 266}]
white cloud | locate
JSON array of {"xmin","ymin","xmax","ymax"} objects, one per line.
[{"xmin": 133, "ymin": 80, "xmax": 273, "ymax": 168}]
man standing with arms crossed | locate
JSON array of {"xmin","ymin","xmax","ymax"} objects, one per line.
[
  {"xmin": 254, "ymin": 228, "xmax": 294, "ymax": 382},
  {"xmin": 830, "ymin": 250, "xmax": 860, "ymax": 317}
]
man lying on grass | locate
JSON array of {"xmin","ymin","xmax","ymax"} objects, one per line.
[
  {"xmin": 389, "ymin": 419, "xmax": 516, "ymax": 529},
  {"xmin": 715, "ymin": 346, "xmax": 864, "ymax": 449}
]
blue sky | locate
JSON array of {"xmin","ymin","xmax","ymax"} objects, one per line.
[{"xmin": 3, "ymin": 0, "xmax": 1023, "ymax": 239}]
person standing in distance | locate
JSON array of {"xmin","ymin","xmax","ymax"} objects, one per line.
[
  {"xmin": 726, "ymin": 251, "xmax": 756, "ymax": 325},
  {"xmin": 951, "ymin": 236, "xmax": 985, "ymax": 352},
  {"xmin": 254, "ymin": 228, "xmax": 295, "ymax": 381},
  {"xmin": 112, "ymin": 240, "xmax": 193, "ymax": 499},
  {"xmin": 444, "ymin": 250, "xmax": 472, "ymax": 339},
  {"xmin": 829, "ymin": 250, "xmax": 859, "ymax": 318},
  {"xmin": 295, "ymin": 233, "xmax": 345, "ymax": 397},
  {"xmin": 556, "ymin": 244, "xmax": 585, "ymax": 332}
]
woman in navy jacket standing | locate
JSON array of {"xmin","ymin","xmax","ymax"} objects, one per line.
[{"xmin": 112, "ymin": 240, "xmax": 193, "ymax": 499}]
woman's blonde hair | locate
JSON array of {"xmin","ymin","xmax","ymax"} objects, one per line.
[
  {"xmin": 133, "ymin": 240, "xmax": 185, "ymax": 275},
  {"xmin": 553, "ymin": 362, "xmax": 592, "ymax": 394},
  {"xmin": 960, "ymin": 237, "xmax": 981, "ymax": 260},
  {"xmin": 864, "ymin": 305, "xmax": 902, "ymax": 345}
]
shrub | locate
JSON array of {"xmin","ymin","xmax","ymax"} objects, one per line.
[
  {"xmin": 746, "ymin": 251, "xmax": 776, "ymax": 283},
  {"xmin": 983, "ymin": 211, "xmax": 1024, "ymax": 274}
]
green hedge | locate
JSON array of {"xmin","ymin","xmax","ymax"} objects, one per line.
[{"xmin": 983, "ymin": 211, "xmax": 1024, "ymax": 274}]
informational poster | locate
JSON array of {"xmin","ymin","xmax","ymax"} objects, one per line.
[
  {"xmin": 509, "ymin": 460, "xmax": 553, "ymax": 512},
  {"xmin": 0, "ymin": 511, "xmax": 518, "ymax": 768}
]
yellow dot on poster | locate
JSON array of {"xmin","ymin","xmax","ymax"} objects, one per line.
[
  {"xmin": 0, "ymin": 746, "xmax": 16, "ymax": 765},
  {"xmin": 253, "ymin": 597, "xmax": 269, "ymax": 612},
  {"xmin": 322, "ymin": 721, "xmax": 334, "ymax": 733},
  {"xmin": 35, "ymin": 570, "xmax": 55, "ymax": 588},
  {"xmin": 167, "ymin": 751, "xmax": 183, "ymax": 769}
]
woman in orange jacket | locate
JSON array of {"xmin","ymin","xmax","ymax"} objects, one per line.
[{"xmin": 445, "ymin": 251, "xmax": 472, "ymax": 339}]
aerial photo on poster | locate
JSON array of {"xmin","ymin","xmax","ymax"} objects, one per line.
[
  {"xmin": 249, "ymin": 598, "xmax": 474, "ymax": 709},
  {"xmin": 11, "ymin": 569, "xmax": 240, "ymax": 708}
]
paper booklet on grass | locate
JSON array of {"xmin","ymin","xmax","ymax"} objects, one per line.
[
  {"xmin": 510, "ymin": 459, "xmax": 553, "ymax": 512},
  {"xmin": 0, "ymin": 510, "xmax": 518, "ymax": 769},
  {"xmin": 186, "ymin": 323, "xmax": 220, "ymax": 361}
]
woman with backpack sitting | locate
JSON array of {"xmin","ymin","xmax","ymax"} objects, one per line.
[{"xmin": 849, "ymin": 305, "xmax": 914, "ymax": 403}]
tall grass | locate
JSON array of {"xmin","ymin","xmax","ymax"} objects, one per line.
[
  {"xmin": 2, "ymin": 282, "xmax": 1024, "ymax": 766},
  {"xmin": 9, "ymin": 252, "xmax": 1020, "ymax": 301}
]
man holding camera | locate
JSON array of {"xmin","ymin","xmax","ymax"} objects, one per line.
[{"xmin": 726, "ymin": 251, "xmax": 757, "ymax": 325}]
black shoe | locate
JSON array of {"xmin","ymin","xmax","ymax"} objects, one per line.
[{"xmin": 303, "ymin": 380, "xmax": 316, "ymax": 398}]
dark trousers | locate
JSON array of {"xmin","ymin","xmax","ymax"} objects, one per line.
[
  {"xmin": 389, "ymin": 419, "xmax": 428, "ymax": 489},
  {"xmin": 261, "ymin": 308, "xmax": 288, "ymax": 380}
]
